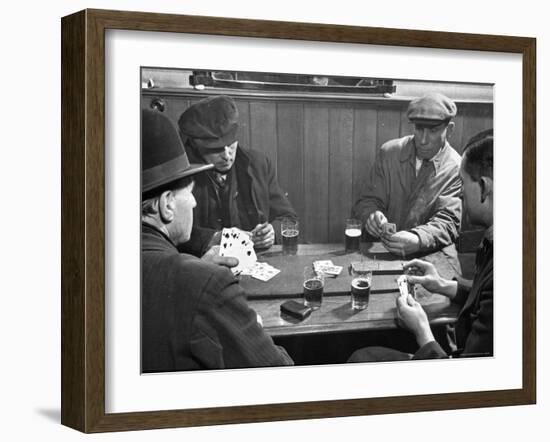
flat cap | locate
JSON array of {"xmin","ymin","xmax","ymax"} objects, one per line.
[
  {"xmin": 407, "ymin": 93, "xmax": 457, "ymax": 125},
  {"xmin": 178, "ymin": 95, "xmax": 239, "ymax": 149}
]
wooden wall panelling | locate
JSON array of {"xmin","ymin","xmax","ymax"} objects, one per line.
[
  {"xmin": 377, "ymin": 106, "xmax": 402, "ymax": 149},
  {"xmin": 234, "ymin": 99, "xmax": 251, "ymax": 149},
  {"xmin": 460, "ymin": 103, "xmax": 494, "ymax": 146},
  {"xmin": 303, "ymin": 103, "xmax": 330, "ymax": 243},
  {"xmin": 352, "ymin": 107, "xmax": 378, "ymax": 207},
  {"xmin": 399, "ymin": 105, "xmax": 412, "ymax": 138},
  {"xmin": 249, "ymin": 101, "xmax": 278, "ymax": 166},
  {"xmin": 328, "ymin": 106, "xmax": 354, "ymax": 243},
  {"xmin": 276, "ymin": 102, "xmax": 305, "ymax": 229}
]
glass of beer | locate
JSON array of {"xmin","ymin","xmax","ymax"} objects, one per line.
[
  {"xmin": 303, "ymin": 266, "xmax": 324, "ymax": 310},
  {"xmin": 345, "ymin": 218, "xmax": 362, "ymax": 253},
  {"xmin": 349, "ymin": 261, "xmax": 372, "ymax": 310},
  {"xmin": 281, "ymin": 218, "xmax": 299, "ymax": 255}
]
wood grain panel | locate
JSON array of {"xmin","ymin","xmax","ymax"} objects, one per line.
[
  {"xmin": 328, "ymin": 106, "xmax": 354, "ymax": 242},
  {"xmin": 352, "ymin": 107, "xmax": 378, "ymax": 206},
  {"xmin": 461, "ymin": 103, "xmax": 494, "ymax": 146},
  {"xmin": 276, "ymin": 102, "xmax": 305, "ymax": 225},
  {"xmin": 448, "ymin": 112, "xmax": 465, "ymax": 153},
  {"xmin": 399, "ymin": 105, "xmax": 412, "ymax": 138},
  {"xmin": 303, "ymin": 104, "xmax": 330, "ymax": 243},
  {"xmin": 234, "ymin": 99, "xmax": 251, "ymax": 148},
  {"xmin": 250, "ymin": 101, "xmax": 278, "ymax": 166},
  {"xmin": 377, "ymin": 106, "xmax": 402, "ymax": 147}
]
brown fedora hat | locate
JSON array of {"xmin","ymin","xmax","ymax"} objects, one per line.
[{"xmin": 142, "ymin": 109, "xmax": 212, "ymax": 194}]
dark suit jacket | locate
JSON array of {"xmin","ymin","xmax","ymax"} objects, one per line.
[
  {"xmin": 414, "ymin": 237, "xmax": 494, "ymax": 359},
  {"xmin": 142, "ymin": 223, "xmax": 293, "ymax": 372},
  {"xmin": 182, "ymin": 144, "xmax": 297, "ymax": 255}
]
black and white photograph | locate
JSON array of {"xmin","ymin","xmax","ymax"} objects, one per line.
[{"xmin": 140, "ymin": 67, "xmax": 494, "ymax": 373}]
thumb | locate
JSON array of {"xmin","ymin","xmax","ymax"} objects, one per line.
[
  {"xmin": 406, "ymin": 275, "xmax": 427, "ymax": 286},
  {"xmin": 212, "ymin": 255, "xmax": 239, "ymax": 268}
]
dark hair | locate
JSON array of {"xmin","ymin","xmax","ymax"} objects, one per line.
[
  {"xmin": 462, "ymin": 129, "xmax": 493, "ymax": 181},
  {"xmin": 141, "ymin": 176, "xmax": 194, "ymax": 217}
]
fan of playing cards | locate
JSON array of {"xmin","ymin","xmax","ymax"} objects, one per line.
[
  {"xmin": 397, "ymin": 274, "xmax": 416, "ymax": 300},
  {"xmin": 218, "ymin": 227, "xmax": 281, "ymax": 281}
]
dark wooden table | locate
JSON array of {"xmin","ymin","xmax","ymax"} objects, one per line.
[{"xmin": 241, "ymin": 243, "xmax": 461, "ymax": 338}]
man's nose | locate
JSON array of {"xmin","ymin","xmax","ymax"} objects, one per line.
[
  {"xmin": 220, "ymin": 146, "xmax": 231, "ymax": 159},
  {"xmin": 420, "ymin": 129, "xmax": 429, "ymax": 144}
]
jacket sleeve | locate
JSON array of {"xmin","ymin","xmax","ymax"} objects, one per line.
[
  {"xmin": 413, "ymin": 340, "xmax": 449, "ymax": 359},
  {"xmin": 410, "ymin": 171, "xmax": 462, "ymax": 253},
  {"xmin": 190, "ymin": 271, "xmax": 293, "ymax": 369},
  {"xmin": 352, "ymin": 152, "xmax": 388, "ymax": 225},
  {"xmin": 460, "ymin": 281, "xmax": 494, "ymax": 357}
]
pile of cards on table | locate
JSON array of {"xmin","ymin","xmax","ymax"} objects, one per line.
[
  {"xmin": 313, "ymin": 260, "xmax": 343, "ymax": 278},
  {"xmin": 241, "ymin": 262, "xmax": 280, "ymax": 282},
  {"xmin": 219, "ymin": 227, "xmax": 257, "ymax": 275}
]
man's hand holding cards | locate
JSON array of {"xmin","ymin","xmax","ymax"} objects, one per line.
[
  {"xmin": 219, "ymin": 227, "xmax": 257, "ymax": 275},
  {"xmin": 381, "ymin": 222, "xmax": 396, "ymax": 238}
]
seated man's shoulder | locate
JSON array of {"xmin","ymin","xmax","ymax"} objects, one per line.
[
  {"xmin": 379, "ymin": 135, "xmax": 413, "ymax": 157},
  {"xmin": 239, "ymin": 146, "xmax": 271, "ymax": 167},
  {"xmin": 164, "ymin": 253, "xmax": 233, "ymax": 287},
  {"xmin": 446, "ymin": 144, "xmax": 463, "ymax": 164}
]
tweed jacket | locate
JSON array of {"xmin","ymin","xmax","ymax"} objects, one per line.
[{"xmin": 142, "ymin": 223, "xmax": 293, "ymax": 372}]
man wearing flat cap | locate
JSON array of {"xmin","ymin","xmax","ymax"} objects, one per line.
[
  {"xmin": 352, "ymin": 92, "xmax": 462, "ymax": 263},
  {"xmin": 178, "ymin": 95, "xmax": 297, "ymax": 253},
  {"xmin": 141, "ymin": 108, "xmax": 292, "ymax": 372}
]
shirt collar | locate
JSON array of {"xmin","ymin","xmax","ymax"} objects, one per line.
[{"xmin": 400, "ymin": 136, "xmax": 450, "ymax": 174}]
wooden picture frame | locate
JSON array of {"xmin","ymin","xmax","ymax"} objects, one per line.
[{"xmin": 61, "ymin": 8, "xmax": 536, "ymax": 433}]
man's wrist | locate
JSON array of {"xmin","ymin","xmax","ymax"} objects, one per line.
[
  {"xmin": 437, "ymin": 278, "xmax": 458, "ymax": 299},
  {"xmin": 415, "ymin": 324, "xmax": 435, "ymax": 348}
]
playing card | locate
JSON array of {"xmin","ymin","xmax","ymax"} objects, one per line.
[
  {"xmin": 397, "ymin": 274, "xmax": 416, "ymax": 300},
  {"xmin": 397, "ymin": 275, "xmax": 409, "ymax": 298},
  {"xmin": 313, "ymin": 260, "xmax": 342, "ymax": 278},
  {"xmin": 251, "ymin": 263, "xmax": 280, "ymax": 281},
  {"xmin": 219, "ymin": 227, "xmax": 257, "ymax": 272}
]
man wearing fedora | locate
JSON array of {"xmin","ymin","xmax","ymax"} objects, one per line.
[
  {"xmin": 141, "ymin": 108, "xmax": 292, "ymax": 372},
  {"xmin": 178, "ymin": 95, "xmax": 297, "ymax": 252},
  {"xmin": 352, "ymin": 92, "xmax": 462, "ymax": 265}
]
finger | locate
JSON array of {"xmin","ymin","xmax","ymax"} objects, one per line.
[
  {"xmin": 403, "ymin": 258, "xmax": 424, "ymax": 270},
  {"xmin": 211, "ymin": 256, "xmax": 239, "ymax": 268},
  {"xmin": 254, "ymin": 224, "xmax": 271, "ymax": 237},
  {"xmin": 374, "ymin": 212, "xmax": 386, "ymax": 227},
  {"xmin": 406, "ymin": 294, "xmax": 416, "ymax": 307},
  {"xmin": 404, "ymin": 259, "xmax": 428, "ymax": 270},
  {"xmin": 406, "ymin": 275, "xmax": 427, "ymax": 285},
  {"xmin": 366, "ymin": 219, "xmax": 380, "ymax": 237}
]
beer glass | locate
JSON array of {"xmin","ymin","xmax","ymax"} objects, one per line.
[
  {"xmin": 281, "ymin": 218, "xmax": 299, "ymax": 255},
  {"xmin": 303, "ymin": 266, "xmax": 324, "ymax": 310},
  {"xmin": 345, "ymin": 219, "xmax": 362, "ymax": 253},
  {"xmin": 349, "ymin": 261, "xmax": 372, "ymax": 310}
]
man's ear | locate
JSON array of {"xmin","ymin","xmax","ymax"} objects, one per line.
[
  {"xmin": 445, "ymin": 121, "xmax": 455, "ymax": 138},
  {"xmin": 158, "ymin": 190, "xmax": 176, "ymax": 223},
  {"xmin": 479, "ymin": 176, "xmax": 493, "ymax": 203}
]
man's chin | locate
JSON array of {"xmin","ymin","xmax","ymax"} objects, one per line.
[{"xmin": 215, "ymin": 165, "xmax": 232, "ymax": 173}]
